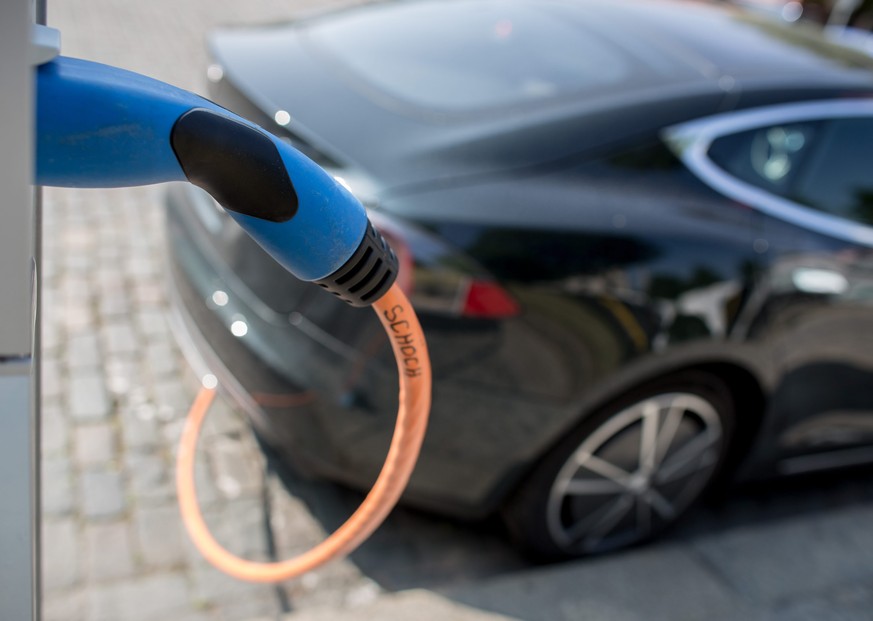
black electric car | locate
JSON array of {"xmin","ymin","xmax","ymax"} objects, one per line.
[{"xmin": 166, "ymin": 0, "xmax": 873, "ymax": 559}]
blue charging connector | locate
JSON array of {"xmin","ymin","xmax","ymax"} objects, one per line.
[{"xmin": 36, "ymin": 56, "xmax": 396, "ymax": 305}]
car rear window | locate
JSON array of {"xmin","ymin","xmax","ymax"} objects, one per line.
[{"xmin": 303, "ymin": 0, "xmax": 638, "ymax": 112}]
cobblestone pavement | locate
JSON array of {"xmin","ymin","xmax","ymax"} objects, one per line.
[{"xmin": 41, "ymin": 1, "xmax": 873, "ymax": 621}]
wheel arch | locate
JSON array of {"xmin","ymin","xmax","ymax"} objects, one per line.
[
  {"xmin": 681, "ymin": 362, "xmax": 767, "ymax": 492},
  {"xmin": 498, "ymin": 359, "xmax": 768, "ymax": 559}
]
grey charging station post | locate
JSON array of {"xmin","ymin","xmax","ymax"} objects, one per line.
[{"xmin": 1, "ymin": 0, "xmax": 45, "ymax": 619}]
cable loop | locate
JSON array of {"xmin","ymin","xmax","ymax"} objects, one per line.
[{"xmin": 175, "ymin": 283, "xmax": 431, "ymax": 582}]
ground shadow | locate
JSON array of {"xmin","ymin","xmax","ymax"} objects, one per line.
[{"xmin": 261, "ymin": 432, "xmax": 873, "ymax": 597}]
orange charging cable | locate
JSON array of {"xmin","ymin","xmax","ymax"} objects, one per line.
[{"xmin": 175, "ymin": 282, "xmax": 431, "ymax": 582}]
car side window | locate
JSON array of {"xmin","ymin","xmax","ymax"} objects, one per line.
[
  {"xmin": 707, "ymin": 117, "xmax": 873, "ymax": 227},
  {"xmin": 707, "ymin": 121, "xmax": 820, "ymax": 197},
  {"xmin": 791, "ymin": 117, "xmax": 873, "ymax": 227}
]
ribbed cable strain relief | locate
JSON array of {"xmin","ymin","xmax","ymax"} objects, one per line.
[{"xmin": 313, "ymin": 221, "xmax": 398, "ymax": 307}]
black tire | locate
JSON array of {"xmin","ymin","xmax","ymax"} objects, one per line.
[{"xmin": 502, "ymin": 371, "xmax": 735, "ymax": 561}]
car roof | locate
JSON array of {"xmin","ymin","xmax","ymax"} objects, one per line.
[
  {"xmin": 211, "ymin": 0, "xmax": 873, "ymax": 192},
  {"xmin": 300, "ymin": 0, "xmax": 873, "ymax": 107}
]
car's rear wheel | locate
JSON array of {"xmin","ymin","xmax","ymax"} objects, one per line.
[{"xmin": 503, "ymin": 372, "xmax": 734, "ymax": 560}]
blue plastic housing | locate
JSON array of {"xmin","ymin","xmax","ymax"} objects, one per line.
[{"xmin": 35, "ymin": 56, "xmax": 368, "ymax": 282}]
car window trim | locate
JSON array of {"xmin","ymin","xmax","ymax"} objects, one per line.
[{"xmin": 663, "ymin": 99, "xmax": 873, "ymax": 247}]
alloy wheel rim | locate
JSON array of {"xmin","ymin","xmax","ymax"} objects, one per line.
[{"xmin": 546, "ymin": 392, "xmax": 723, "ymax": 553}]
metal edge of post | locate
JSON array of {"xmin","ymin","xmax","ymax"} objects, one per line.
[
  {"xmin": 0, "ymin": 0, "xmax": 42, "ymax": 618},
  {"xmin": 33, "ymin": 2, "xmax": 46, "ymax": 620}
]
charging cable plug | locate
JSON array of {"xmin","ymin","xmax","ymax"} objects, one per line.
[{"xmin": 36, "ymin": 56, "xmax": 396, "ymax": 305}]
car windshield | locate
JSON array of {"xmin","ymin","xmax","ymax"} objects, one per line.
[{"xmin": 303, "ymin": 0, "xmax": 653, "ymax": 112}]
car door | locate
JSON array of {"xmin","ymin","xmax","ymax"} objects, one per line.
[{"xmin": 665, "ymin": 99, "xmax": 873, "ymax": 476}]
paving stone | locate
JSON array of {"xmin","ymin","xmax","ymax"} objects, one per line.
[
  {"xmin": 202, "ymin": 398, "xmax": 246, "ymax": 438},
  {"xmin": 127, "ymin": 255, "xmax": 159, "ymax": 279},
  {"xmin": 84, "ymin": 521, "xmax": 136, "ymax": 582},
  {"xmin": 269, "ymin": 492, "xmax": 330, "ymax": 558},
  {"xmin": 101, "ymin": 321, "xmax": 140, "ymax": 356},
  {"xmin": 342, "ymin": 579, "xmax": 383, "ymax": 609},
  {"xmin": 209, "ymin": 594, "xmax": 281, "ymax": 620},
  {"xmin": 197, "ymin": 498, "xmax": 270, "ymax": 560},
  {"xmin": 279, "ymin": 590, "xmax": 514, "ymax": 621},
  {"xmin": 172, "ymin": 613, "xmax": 220, "ymax": 621},
  {"xmin": 42, "ymin": 402, "xmax": 69, "ymax": 456},
  {"xmin": 80, "ymin": 469, "xmax": 126, "ymax": 519},
  {"xmin": 283, "ymin": 563, "xmax": 373, "ymax": 612},
  {"xmin": 133, "ymin": 281, "xmax": 167, "ymax": 306},
  {"xmin": 64, "ymin": 253, "xmax": 95, "ymax": 273},
  {"xmin": 73, "ymin": 422, "xmax": 116, "ymax": 467},
  {"xmin": 193, "ymin": 452, "xmax": 222, "ymax": 508},
  {"xmin": 190, "ymin": 562, "xmax": 277, "ymax": 611},
  {"xmin": 136, "ymin": 308, "xmax": 170, "ymax": 337},
  {"xmin": 43, "ymin": 519, "xmax": 81, "ymax": 592},
  {"xmin": 68, "ymin": 372, "xmax": 111, "ymax": 421},
  {"xmin": 41, "ymin": 315, "xmax": 63, "ymax": 352},
  {"xmin": 133, "ymin": 505, "xmax": 186, "ymax": 569},
  {"xmin": 58, "ymin": 276, "xmax": 92, "ymax": 303},
  {"xmin": 42, "ymin": 588, "xmax": 86, "ymax": 621},
  {"xmin": 162, "ymin": 418, "xmax": 187, "ymax": 446},
  {"xmin": 207, "ymin": 436, "xmax": 264, "ymax": 500},
  {"xmin": 95, "ymin": 240, "xmax": 124, "ymax": 263},
  {"xmin": 62, "ymin": 304, "xmax": 96, "ymax": 335},
  {"xmin": 119, "ymin": 405, "xmax": 161, "ymax": 452},
  {"xmin": 98, "ymin": 292, "xmax": 132, "ymax": 320},
  {"xmin": 66, "ymin": 333, "xmax": 101, "ymax": 369},
  {"xmin": 124, "ymin": 453, "xmax": 175, "ymax": 506},
  {"xmin": 105, "ymin": 357, "xmax": 143, "ymax": 397},
  {"xmin": 62, "ymin": 226, "xmax": 96, "ymax": 251},
  {"xmin": 42, "ymin": 456, "xmax": 74, "ymax": 517},
  {"xmin": 86, "ymin": 572, "xmax": 191, "ymax": 621},
  {"xmin": 93, "ymin": 266, "xmax": 126, "ymax": 294},
  {"xmin": 42, "ymin": 278, "xmax": 59, "ymax": 307},
  {"xmin": 42, "ymin": 357, "xmax": 64, "ymax": 401},
  {"xmin": 153, "ymin": 379, "xmax": 193, "ymax": 420},
  {"xmin": 145, "ymin": 342, "xmax": 178, "ymax": 379}
]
